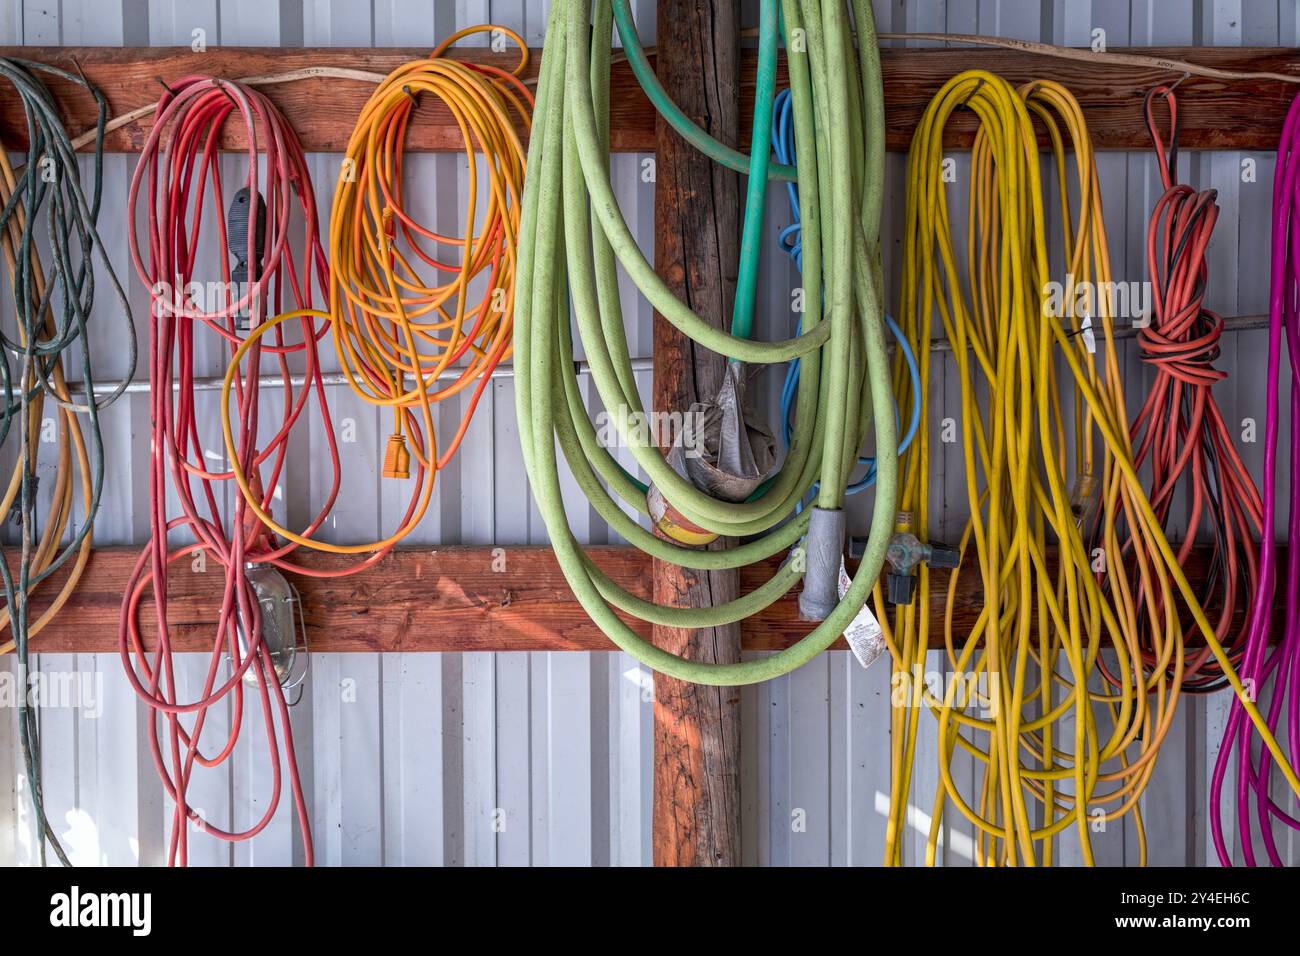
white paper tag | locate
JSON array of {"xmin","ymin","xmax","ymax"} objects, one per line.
[
  {"xmin": 837, "ymin": 559, "xmax": 884, "ymax": 669},
  {"xmin": 1080, "ymin": 314, "xmax": 1096, "ymax": 354}
]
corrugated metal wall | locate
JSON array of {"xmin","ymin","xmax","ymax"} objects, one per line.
[{"xmin": 0, "ymin": 0, "xmax": 1296, "ymax": 866}]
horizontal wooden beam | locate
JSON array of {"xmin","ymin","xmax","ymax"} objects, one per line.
[
  {"xmin": 19, "ymin": 543, "xmax": 1280, "ymax": 654},
  {"xmin": 0, "ymin": 45, "xmax": 1295, "ymax": 154}
]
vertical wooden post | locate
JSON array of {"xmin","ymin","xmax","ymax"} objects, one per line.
[{"xmin": 651, "ymin": 0, "xmax": 742, "ymax": 867}]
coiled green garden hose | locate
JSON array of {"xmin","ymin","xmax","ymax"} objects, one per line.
[{"xmin": 516, "ymin": 0, "xmax": 896, "ymax": 685}]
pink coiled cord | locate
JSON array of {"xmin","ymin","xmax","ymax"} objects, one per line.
[{"xmin": 1212, "ymin": 90, "xmax": 1300, "ymax": 867}]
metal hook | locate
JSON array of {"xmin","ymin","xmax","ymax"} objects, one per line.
[
  {"xmin": 1167, "ymin": 71, "xmax": 1191, "ymax": 94},
  {"xmin": 212, "ymin": 78, "xmax": 239, "ymax": 108},
  {"xmin": 961, "ymin": 77, "xmax": 986, "ymax": 107},
  {"xmin": 281, "ymin": 581, "xmax": 312, "ymax": 705}
]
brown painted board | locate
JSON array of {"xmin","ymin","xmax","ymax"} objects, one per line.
[
  {"xmin": 0, "ymin": 46, "xmax": 1296, "ymax": 153},
  {"xmin": 868, "ymin": 45, "xmax": 1300, "ymax": 151},
  {"xmin": 14, "ymin": 543, "xmax": 1282, "ymax": 654}
]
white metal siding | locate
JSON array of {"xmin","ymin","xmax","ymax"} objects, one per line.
[{"xmin": 0, "ymin": 0, "xmax": 1295, "ymax": 866}]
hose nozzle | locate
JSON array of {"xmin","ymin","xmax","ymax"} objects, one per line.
[{"xmin": 798, "ymin": 507, "xmax": 846, "ymax": 621}]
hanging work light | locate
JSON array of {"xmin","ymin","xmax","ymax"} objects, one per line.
[{"xmin": 234, "ymin": 563, "xmax": 309, "ymax": 693}]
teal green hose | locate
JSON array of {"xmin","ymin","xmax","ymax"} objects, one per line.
[
  {"xmin": 611, "ymin": 0, "xmax": 797, "ymax": 183},
  {"xmin": 731, "ymin": 0, "xmax": 780, "ymax": 341},
  {"xmin": 515, "ymin": 0, "xmax": 897, "ymax": 685}
]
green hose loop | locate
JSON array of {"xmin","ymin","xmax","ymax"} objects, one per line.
[
  {"xmin": 731, "ymin": 0, "xmax": 780, "ymax": 342},
  {"xmin": 610, "ymin": 0, "xmax": 797, "ymax": 183},
  {"xmin": 514, "ymin": 0, "xmax": 899, "ymax": 685}
]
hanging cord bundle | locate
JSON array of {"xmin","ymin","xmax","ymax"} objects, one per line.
[
  {"xmin": 1113, "ymin": 84, "xmax": 1263, "ymax": 693},
  {"xmin": 121, "ymin": 76, "xmax": 350, "ymax": 865},
  {"xmin": 221, "ymin": 25, "xmax": 532, "ymax": 562},
  {"xmin": 771, "ymin": 87, "xmax": 922, "ymax": 493},
  {"xmin": 1212, "ymin": 91, "xmax": 1300, "ymax": 867},
  {"xmin": 118, "ymin": 30, "xmax": 533, "ymax": 863},
  {"xmin": 516, "ymin": 0, "xmax": 898, "ymax": 685},
  {"xmin": 886, "ymin": 70, "xmax": 1300, "ymax": 867},
  {"xmin": 0, "ymin": 58, "xmax": 134, "ymax": 866},
  {"xmin": 330, "ymin": 25, "xmax": 530, "ymax": 488}
]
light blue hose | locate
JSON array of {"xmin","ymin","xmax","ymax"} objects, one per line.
[{"xmin": 773, "ymin": 88, "xmax": 921, "ymax": 495}]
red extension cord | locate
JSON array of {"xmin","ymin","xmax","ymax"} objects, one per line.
[
  {"xmin": 118, "ymin": 77, "xmax": 423, "ymax": 865},
  {"xmin": 1127, "ymin": 84, "xmax": 1263, "ymax": 691}
]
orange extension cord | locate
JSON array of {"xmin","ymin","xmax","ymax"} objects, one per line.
[
  {"xmin": 328, "ymin": 25, "xmax": 531, "ymax": 486},
  {"xmin": 220, "ymin": 25, "xmax": 533, "ymax": 554}
]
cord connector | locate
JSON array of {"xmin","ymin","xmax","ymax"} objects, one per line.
[
  {"xmin": 383, "ymin": 434, "xmax": 411, "ymax": 479},
  {"xmin": 226, "ymin": 186, "xmax": 267, "ymax": 332},
  {"xmin": 1068, "ymin": 473, "xmax": 1101, "ymax": 529},
  {"xmin": 883, "ymin": 511, "xmax": 960, "ymax": 606},
  {"xmin": 240, "ymin": 465, "xmax": 275, "ymax": 551}
]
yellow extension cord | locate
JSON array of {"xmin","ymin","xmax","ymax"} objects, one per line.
[
  {"xmin": 882, "ymin": 70, "xmax": 1300, "ymax": 866},
  {"xmin": 0, "ymin": 147, "xmax": 93, "ymax": 655}
]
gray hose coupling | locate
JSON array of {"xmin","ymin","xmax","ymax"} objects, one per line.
[{"xmin": 798, "ymin": 506, "xmax": 846, "ymax": 621}]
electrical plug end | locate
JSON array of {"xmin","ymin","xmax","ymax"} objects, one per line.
[
  {"xmin": 383, "ymin": 434, "xmax": 410, "ymax": 479},
  {"xmin": 886, "ymin": 571, "xmax": 918, "ymax": 606},
  {"xmin": 925, "ymin": 543, "xmax": 961, "ymax": 570}
]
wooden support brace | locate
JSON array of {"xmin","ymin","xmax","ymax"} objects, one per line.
[
  {"xmin": 649, "ymin": 0, "xmax": 741, "ymax": 868},
  {"xmin": 0, "ymin": 45, "xmax": 1297, "ymax": 153},
  {"xmin": 13, "ymin": 544, "xmax": 1286, "ymax": 655}
]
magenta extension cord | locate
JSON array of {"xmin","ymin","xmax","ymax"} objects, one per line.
[{"xmin": 1212, "ymin": 92, "xmax": 1300, "ymax": 867}]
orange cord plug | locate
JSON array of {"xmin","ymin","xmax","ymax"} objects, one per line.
[{"xmin": 383, "ymin": 434, "xmax": 411, "ymax": 479}]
